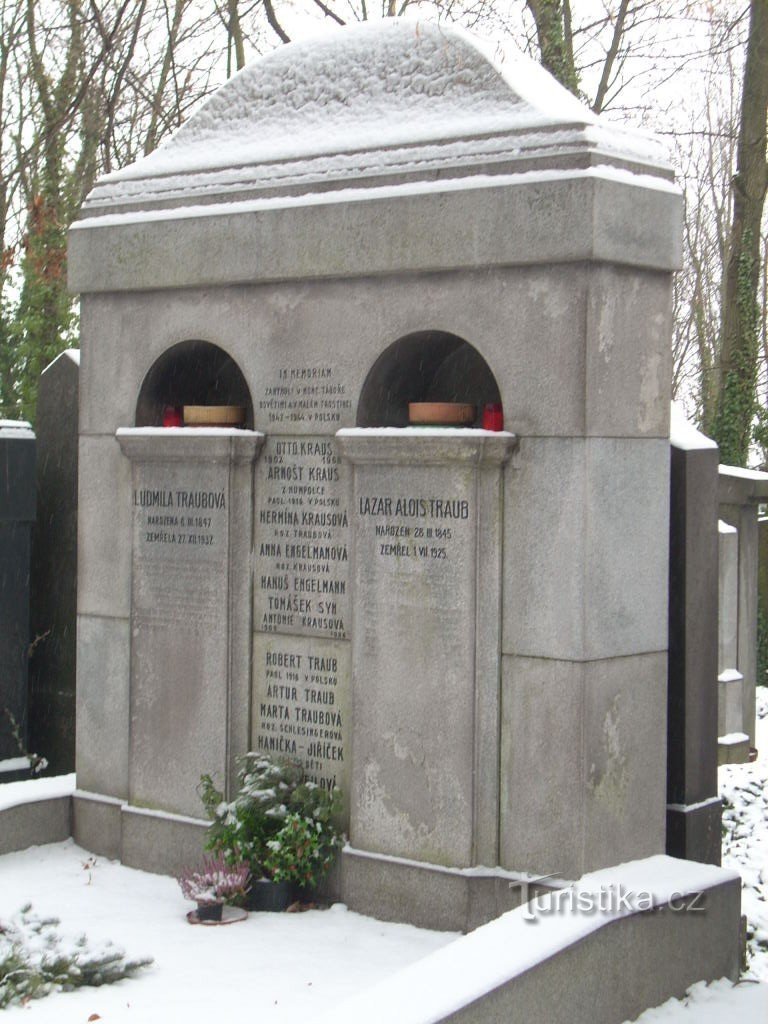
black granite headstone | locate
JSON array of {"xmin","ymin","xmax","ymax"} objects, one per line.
[
  {"xmin": 0, "ymin": 421, "xmax": 36, "ymax": 771},
  {"xmin": 666, "ymin": 436, "xmax": 721, "ymax": 864},
  {"xmin": 28, "ymin": 351, "xmax": 79, "ymax": 774}
]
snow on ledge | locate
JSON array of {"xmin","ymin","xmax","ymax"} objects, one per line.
[
  {"xmin": 316, "ymin": 854, "xmax": 738, "ymax": 1024},
  {"xmin": 669, "ymin": 401, "xmax": 716, "ymax": 451},
  {"xmin": 116, "ymin": 426, "xmax": 262, "ymax": 437},
  {"xmin": 74, "ymin": 164, "xmax": 678, "ymax": 230},
  {"xmin": 0, "ymin": 773, "xmax": 76, "ymax": 813},
  {"xmin": 336, "ymin": 427, "xmax": 516, "ymax": 438},
  {"xmin": 719, "ymin": 464, "xmax": 768, "ymax": 482},
  {"xmin": 0, "ymin": 419, "xmax": 33, "ymax": 439}
]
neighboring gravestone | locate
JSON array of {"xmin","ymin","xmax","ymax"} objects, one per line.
[
  {"xmin": 68, "ymin": 22, "xmax": 680, "ymax": 929},
  {"xmin": 28, "ymin": 350, "xmax": 80, "ymax": 774},
  {"xmin": 666, "ymin": 405, "xmax": 721, "ymax": 865},
  {"xmin": 0, "ymin": 421, "xmax": 36, "ymax": 779}
]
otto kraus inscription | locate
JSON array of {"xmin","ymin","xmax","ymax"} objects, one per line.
[{"xmin": 255, "ymin": 438, "xmax": 350, "ymax": 638}]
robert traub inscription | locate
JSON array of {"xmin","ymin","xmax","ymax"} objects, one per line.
[
  {"xmin": 254, "ymin": 437, "xmax": 350, "ymax": 638},
  {"xmin": 251, "ymin": 634, "xmax": 351, "ymax": 801}
]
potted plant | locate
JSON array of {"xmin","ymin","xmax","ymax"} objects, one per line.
[
  {"xmin": 177, "ymin": 855, "xmax": 250, "ymax": 921},
  {"xmin": 198, "ymin": 753, "xmax": 342, "ymax": 911}
]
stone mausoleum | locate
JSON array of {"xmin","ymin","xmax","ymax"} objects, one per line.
[{"xmin": 70, "ymin": 21, "xmax": 683, "ymax": 933}]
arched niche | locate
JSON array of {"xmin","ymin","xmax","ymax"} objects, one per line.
[
  {"xmin": 357, "ymin": 330, "xmax": 502, "ymax": 427},
  {"xmin": 135, "ymin": 340, "xmax": 254, "ymax": 427}
]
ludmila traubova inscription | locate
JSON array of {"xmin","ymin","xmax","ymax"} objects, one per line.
[
  {"xmin": 252, "ymin": 636, "xmax": 351, "ymax": 799},
  {"xmin": 254, "ymin": 437, "xmax": 349, "ymax": 639},
  {"xmin": 133, "ymin": 487, "xmax": 226, "ymax": 549},
  {"xmin": 357, "ymin": 493, "xmax": 470, "ymax": 563},
  {"xmin": 131, "ymin": 471, "xmax": 229, "ymax": 631}
]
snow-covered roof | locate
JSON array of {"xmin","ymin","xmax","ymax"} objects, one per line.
[{"xmin": 78, "ymin": 20, "xmax": 673, "ymax": 221}]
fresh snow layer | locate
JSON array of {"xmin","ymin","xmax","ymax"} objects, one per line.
[
  {"xmin": 626, "ymin": 979, "xmax": 766, "ymax": 1023},
  {"xmin": 115, "ymin": 427, "xmax": 262, "ymax": 438},
  {"xmin": 0, "ymin": 840, "xmax": 455, "ymax": 1023},
  {"xmin": 0, "ymin": 419, "xmax": 33, "ymax": 438},
  {"xmin": 80, "ymin": 21, "xmax": 671, "ymax": 217},
  {"xmin": 669, "ymin": 401, "xmax": 717, "ymax": 451},
  {"xmin": 76, "ymin": 163, "xmax": 677, "ymax": 230},
  {"xmin": 0, "ymin": 773, "xmax": 75, "ymax": 812},
  {"xmin": 100, "ymin": 21, "xmax": 604, "ymax": 182}
]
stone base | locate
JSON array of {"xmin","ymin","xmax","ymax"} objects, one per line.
[
  {"xmin": 718, "ymin": 733, "xmax": 750, "ymax": 765},
  {"xmin": 0, "ymin": 795, "xmax": 72, "ymax": 856},
  {"xmin": 73, "ymin": 791, "xmax": 207, "ymax": 874},
  {"xmin": 341, "ymin": 847, "xmax": 533, "ymax": 933},
  {"xmin": 666, "ymin": 798, "xmax": 722, "ymax": 865},
  {"xmin": 323, "ymin": 857, "xmax": 741, "ymax": 1024}
]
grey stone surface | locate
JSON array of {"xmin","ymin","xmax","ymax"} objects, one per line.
[
  {"xmin": 502, "ymin": 437, "xmax": 669, "ymax": 661},
  {"xmin": 500, "ymin": 656, "xmax": 584, "ymax": 877},
  {"xmin": 0, "ymin": 796, "xmax": 72, "ymax": 855},
  {"xmin": 68, "ymin": 26, "xmax": 686, "ymax": 963},
  {"xmin": 341, "ymin": 848, "xmax": 526, "ymax": 934},
  {"xmin": 78, "ymin": 268, "xmax": 589, "ymax": 441},
  {"xmin": 29, "ymin": 351, "xmax": 79, "ymax": 773},
  {"xmin": 120, "ymin": 806, "xmax": 207, "ymax": 876},
  {"xmin": 251, "ymin": 634, "xmax": 351, "ymax": 812},
  {"xmin": 119, "ymin": 431, "xmax": 262, "ymax": 816},
  {"xmin": 339, "ymin": 431, "xmax": 514, "ymax": 868},
  {"xmin": 434, "ymin": 879, "xmax": 740, "ymax": 1024},
  {"xmin": 326, "ymin": 860, "xmax": 740, "ymax": 1024},
  {"xmin": 585, "ymin": 267, "xmax": 672, "ymax": 438},
  {"xmin": 253, "ymin": 436, "xmax": 350, "ymax": 640},
  {"xmin": 76, "ymin": 615, "xmax": 130, "ymax": 798},
  {"xmin": 500, "ymin": 653, "xmax": 666, "ymax": 879},
  {"xmin": 667, "ymin": 441, "xmax": 721, "ymax": 862},
  {"xmin": 581, "ymin": 652, "xmax": 667, "ymax": 870},
  {"xmin": 718, "ymin": 521, "xmax": 739, "ymax": 674},
  {"xmin": 77, "ymin": 434, "xmax": 133, "ymax": 618},
  {"xmin": 72, "ymin": 791, "xmax": 122, "ymax": 860},
  {"xmin": 666, "ymin": 801, "xmax": 722, "ymax": 866},
  {"xmin": 69, "ymin": 176, "xmax": 681, "ymax": 296}
]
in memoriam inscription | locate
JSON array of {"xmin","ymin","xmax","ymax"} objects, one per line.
[{"xmin": 254, "ymin": 437, "xmax": 350, "ymax": 639}]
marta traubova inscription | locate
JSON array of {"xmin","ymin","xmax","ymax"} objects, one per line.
[
  {"xmin": 252, "ymin": 637, "xmax": 350, "ymax": 796},
  {"xmin": 254, "ymin": 438, "xmax": 350, "ymax": 639}
]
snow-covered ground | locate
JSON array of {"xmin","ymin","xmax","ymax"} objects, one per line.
[
  {"xmin": 629, "ymin": 687, "xmax": 768, "ymax": 1022},
  {"xmin": 0, "ymin": 693, "xmax": 766, "ymax": 1023}
]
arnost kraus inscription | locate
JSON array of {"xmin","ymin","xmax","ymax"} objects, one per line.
[{"xmin": 254, "ymin": 437, "xmax": 350, "ymax": 640}]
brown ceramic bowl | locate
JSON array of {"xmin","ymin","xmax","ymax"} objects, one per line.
[
  {"xmin": 408, "ymin": 402, "xmax": 475, "ymax": 426},
  {"xmin": 183, "ymin": 405, "xmax": 246, "ymax": 427}
]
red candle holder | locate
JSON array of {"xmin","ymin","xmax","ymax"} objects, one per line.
[
  {"xmin": 162, "ymin": 405, "xmax": 183, "ymax": 428},
  {"xmin": 482, "ymin": 403, "xmax": 504, "ymax": 431}
]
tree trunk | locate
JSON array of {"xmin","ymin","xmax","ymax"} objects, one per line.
[
  {"xmin": 715, "ymin": 0, "xmax": 768, "ymax": 467},
  {"xmin": 525, "ymin": 0, "xmax": 579, "ymax": 97}
]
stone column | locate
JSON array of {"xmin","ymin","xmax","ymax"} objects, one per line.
[
  {"xmin": 336, "ymin": 428, "xmax": 515, "ymax": 928},
  {"xmin": 666, "ymin": 435, "xmax": 721, "ymax": 864},
  {"xmin": 719, "ymin": 465, "xmax": 768, "ymax": 751},
  {"xmin": 118, "ymin": 429, "xmax": 263, "ymax": 818}
]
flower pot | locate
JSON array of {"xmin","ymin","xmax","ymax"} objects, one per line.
[
  {"xmin": 245, "ymin": 879, "xmax": 295, "ymax": 912},
  {"xmin": 196, "ymin": 901, "xmax": 223, "ymax": 922}
]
